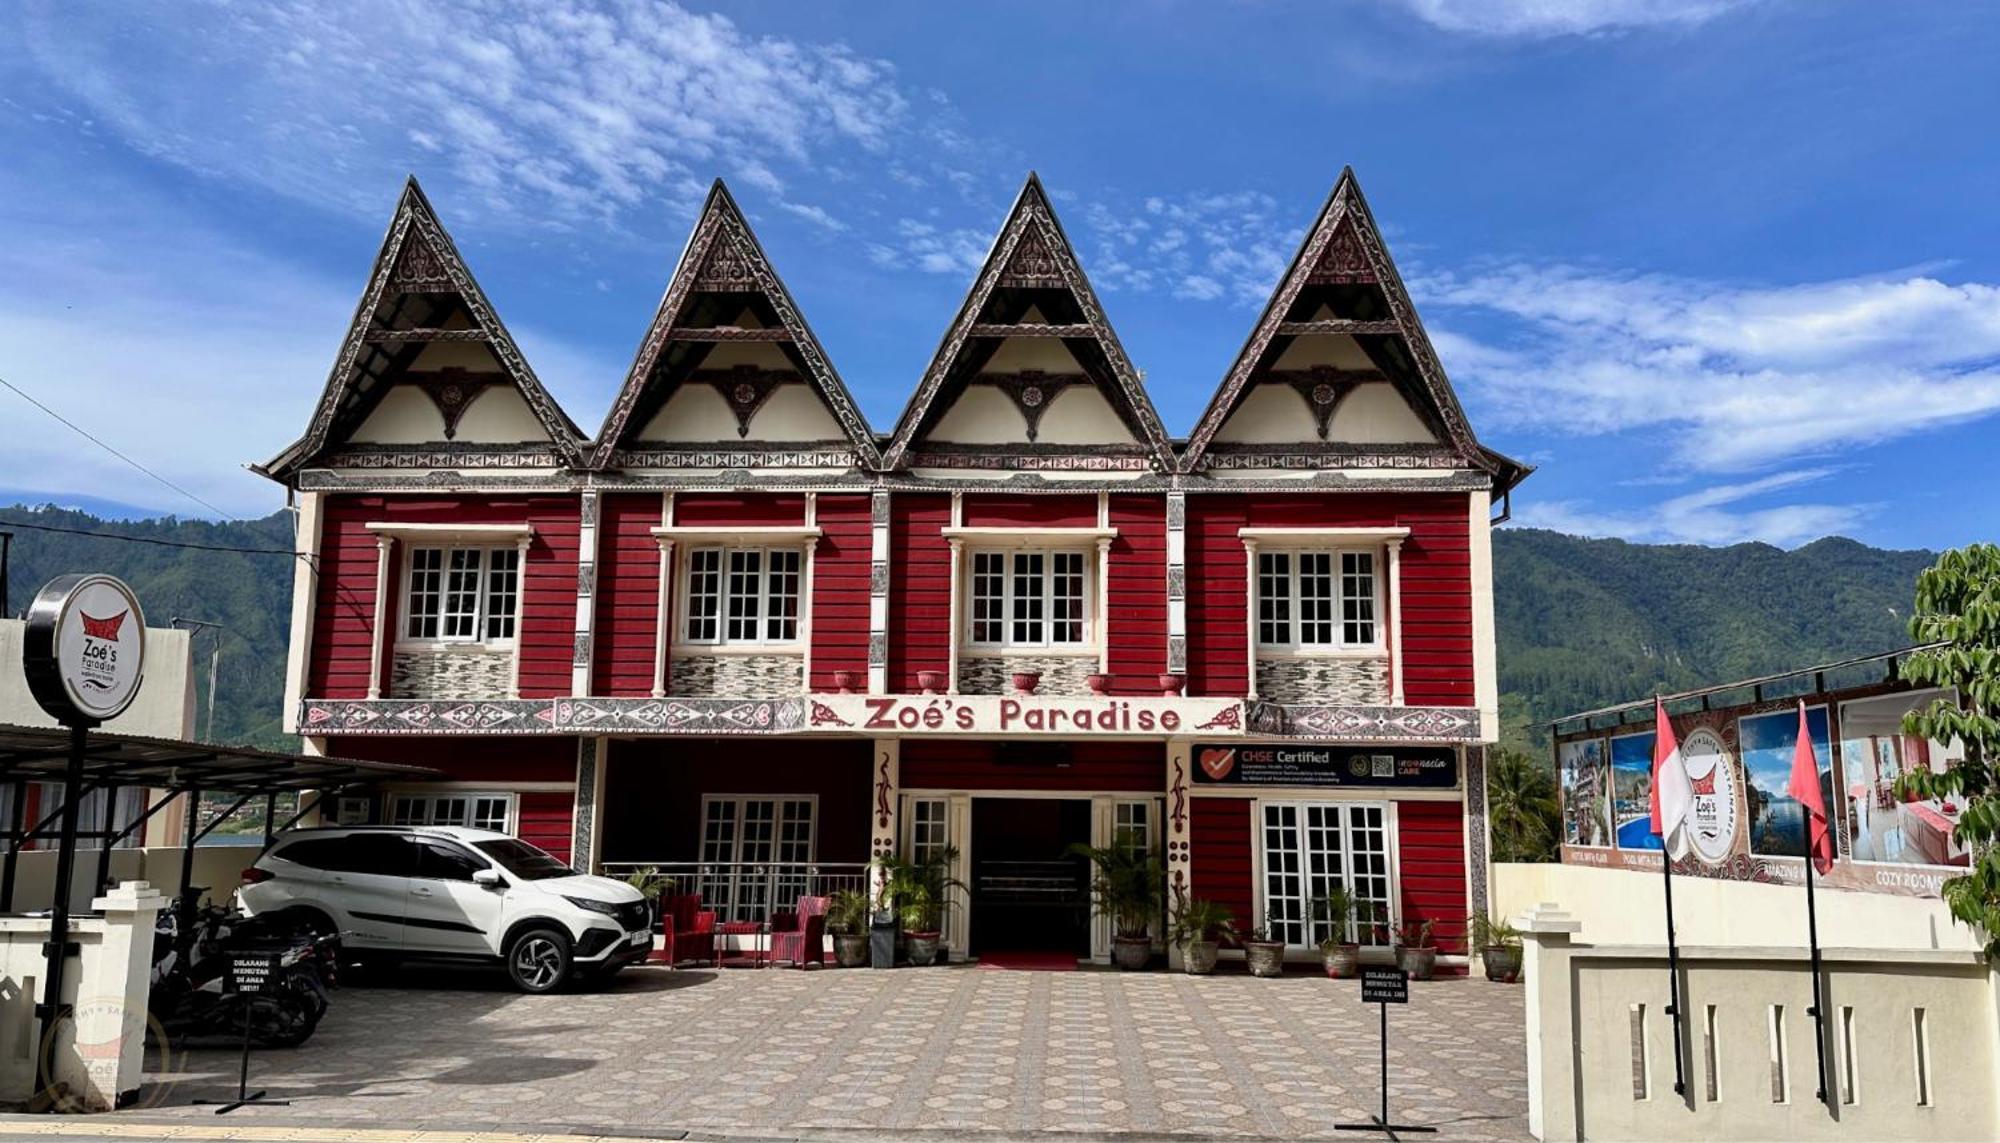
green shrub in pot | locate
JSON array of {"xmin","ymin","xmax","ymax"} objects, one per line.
[
  {"xmin": 1312, "ymin": 888, "xmax": 1361, "ymax": 979},
  {"xmin": 1467, "ymin": 913, "xmax": 1524, "ymax": 983},
  {"xmin": 1069, "ymin": 829, "xmax": 1165, "ymax": 971},
  {"xmin": 1168, "ymin": 896, "xmax": 1236, "ymax": 975},
  {"xmin": 1242, "ymin": 909, "xmax": 1287, "ymax": 978},
  {"xmin": 827, "ymin": 888, "xmax": 873, "ymax": 968},
  {"xmin": 1395, "ymin": 917, "xmax": 1438, "ymax": 980}
]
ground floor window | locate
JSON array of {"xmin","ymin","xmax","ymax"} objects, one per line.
[
  {"xmin": 699, "ymin": 795, "xmax": 816, "ymax": 921},
  {"xmin": 1260, "ymin": 801, "xmax": 1391, "ymax": 948},
  {"xmin": 907, "ymin": 797, "xmax": 950, "ymax": 866},
  {"xmin": 29, "ymin": 784, "xmax": 146, "ymax": 850},
  {"xmin": 390, "ymin": 792, "xmax": 514, "ymax": 834},
  {"xmin": 1114, "ymin": 800, "xmax": 1153, "ymax": 857}
]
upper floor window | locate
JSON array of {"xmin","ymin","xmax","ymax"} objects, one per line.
[
  {"xmin": 405, "ymin": 546, "xmax": 518, "ymax": 642},
  {"xmin": 684, "ymin": 546, "xmax": 803, "ymax": 645},
  {"xmin": 1256, "ymin": 549, "xmax": 1377, "ymax": 649},
  {"xmin": 968, "ymin": 549, "xmax": 1088, "ymax": 648}
]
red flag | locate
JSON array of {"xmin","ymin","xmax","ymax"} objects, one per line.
[
  {"xmin": 1649, "ymin": 698, "xmax": 1694, "ymax": 857},
  {"xmin": 1785, "ymin": 700, "xmax": 1834, "ymax": 875}
]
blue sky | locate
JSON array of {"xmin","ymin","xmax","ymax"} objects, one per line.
[{"xmin": 2, "ymin": 1, "xmax": 1997, "ymax": 548}]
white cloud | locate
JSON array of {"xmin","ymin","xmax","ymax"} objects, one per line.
[
  {"xmin": 15, "ymin": 0, "xmax": 911, "ymax": 228},
  {"xmin": 1397, "ymin": 0, "xmax": 1756, "ymax": 37},
  {"xmin": 870, "ymin": 219, "xmax": 992, "ymax": 276},
  {"xmin": 1514, "ymin": 469, "xmax": 1866, "ymax": 548},
  {"xmin": 1420, "ymin": 265, "xmax": 2000, "ymax": 472},
  {"xmin": 777, "ymin": 201, "xmax": 845, "ymax": 231},
  {"xmin": 1075, "ymin": 190, "xmax": 1296, "ymax": 305}
]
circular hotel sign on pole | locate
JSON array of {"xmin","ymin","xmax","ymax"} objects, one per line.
[{"xmin": 22, "ymin": 573, "xmax": 148, "ymax": 727}]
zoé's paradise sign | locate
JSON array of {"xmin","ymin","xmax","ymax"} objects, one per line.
[
  {"xmin": 810, "ymin": 693, "xmax": 1246, "ymax": 737},
  {"xmin": 1192, "ymin": 744, "xmax": 1459, "ymax": 789},
  {"xmin": 23, "ymin": 573, "xmax": 148, "ymax": 727}
]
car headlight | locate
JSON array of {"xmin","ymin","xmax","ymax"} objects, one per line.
[{"xmin": 562, "ymin": 895, "xmax": 620, "ymax": 917}]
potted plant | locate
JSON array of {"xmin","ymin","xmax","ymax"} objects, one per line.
[
  {"xmin": 1158, "ymin": 672, "xmax": 1186, "ymax": 696},
  {"xmin": 832, "ymin": 669, "xmax": 860, "ymax": 694},
  {"xmin": 1086, "ymin": 672, "xmax": 1113, "ymax": 695},
  {"xmin": 878, "ymin": 848, "xmax": 963, "ymax": 965},
  {"xmin": 1396, "ymin": 918, "xmax": 1437, "ymax": 981},
  {"xmin": 1242, "ymin": 909, "xmax": 1286, "ymax": 977},
  {"xmin": 916, "ymin": 669, "xmax": 947, "ymax": 694},
  {"xmin": 1312, "ymin": 888, "xmax": 1361, "ymax": 979},
  {"xmin": 622, "ymin": 866, "xmax": 676, "ymax": 929},
  {"xmin": 826, "ymin": 888, "xmax": 873, "ymax": 968},
  {"xmin": 1468, "ymin": 913, "xmax": 1523, "ymax": 983},
  {"xmin": 1069, "ymin": 830, "xmax": 1164, "ymax": 970},
  {"xmin": 1011, "ymin": 669, "xmax": 1042, "ymax": 695},
  {"xmin": 1168, "ymin": 896, "xmax": 1235, "ymax": 975}
]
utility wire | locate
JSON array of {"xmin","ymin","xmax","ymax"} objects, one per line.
[
  {"xmin": 0, "ymin": 518, "xmax": 293, "ymax": 557},
  {"xmin": 0, "ymin": 372, "xmax": 240, "ymax": 520}
]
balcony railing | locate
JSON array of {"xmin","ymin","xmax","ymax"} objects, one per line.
[{"xmin": 598, "ymin": 861, "xmax": 871, "ymax": 923}]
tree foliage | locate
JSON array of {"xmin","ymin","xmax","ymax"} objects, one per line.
[
  {"xmin": 1486, "ymin": 746, "xmax": 1560, "ymax": 863},
  {"xmin": 1896, "ymin": 544, "xmax": 2000, "ymax": 956}
]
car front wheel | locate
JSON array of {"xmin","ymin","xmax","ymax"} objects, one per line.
[{"xmin": 506, "ymin": 927, "xmax": 572, "ymax": 993}]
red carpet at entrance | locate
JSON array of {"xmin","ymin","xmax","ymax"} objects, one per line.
[{"xmin": 976, "ymin": 951, "xmax": 1079, "ymax": 971}]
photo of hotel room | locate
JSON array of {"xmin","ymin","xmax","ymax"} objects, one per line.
[{"xmin": 1840, "ymin": 689, "xmax": 1967, "ymax": 868}]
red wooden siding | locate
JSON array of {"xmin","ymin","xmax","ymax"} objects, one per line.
[
  {"xmin": 592, "ymin": 493, "xmax": 664, "ymax": 697},
  {"xmin": 1188, "ymin": 797, "xmax": 1255, "ymax": 928},
  {"xmin": 324, "ymin": 735, "xmax": 578, "ymax": 862},
  {"xmin": 673, "ymin": 493, "xmax": 806, "ymax": 527},
  {"xmin": 809, "ymin": 494, "xmax": 872, "ymax": 690},
  {"xmin": 888, "ymin": 494, "xmax": 952, "ymax": 692},
  {"xmin": 307, "ymin": 495, "xmax": 581, "ymax": 699},
  {"xmin": 1181, "ymin": 492, "xmax": 1472, "ymax": 704},
  {"xmin": 519, "ymin": 792, "xmax": 575, "ymax": 864},
  {"xmin": 1397, "ymin": 800, "xmax": 1468, "ymax": 955},
  {"xmin": 1106, "ymin": 495, "xmax": 1167, "ymax": 693},
  {"xmin": 960, "ymin": 494, "xmax": 1097, "ymax": 528},
  {"xmin": 899, "ymin": 740, "xmax": 1161, "ymax": 792}
]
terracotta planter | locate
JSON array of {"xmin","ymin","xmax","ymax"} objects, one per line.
[
  {"xmin": 1011, "ymin": 670, "xmax": 1042, "ymax": 695},
  {"xmin": 1321, "ymin": 944, "xmax": 1361, "ymax": 979},
  {"xmin": 1111, "ymin": 935, "xmax": 1152, "ymax": 971},
  {"xmin": 1183, "ymin": 940, "xmax": 1219, "ymax": 975},
  {"xmin": 1244, "ymin": 940, "xmax": 1285, "ymax": 978},
  {"xmin": 833, "ymin": 933, "xmax": 870, "ymax": 968},
  {"xmin": 1482, "ymin": 944, "xmax": 1523, "ymax": 983},
  {"xmin": 832, "ymin": 669, "xmax": 860, "ymax": 694},
  {"xmin": 1158, "ymin": 673, "xmax": 1186, "ymax": 697},
  {"xmin": 906, "ymin": 931, "xmax": 942, "ymax": 966},
  {"xmin": 1396, "ymin": 945, "xmax": 1437, "ymax": 981},
  {"xmin": 1086, "ymin": 672, "xmax": 1113, "ymax": 695},
  {"xmin": 917, "ymin": 670, "xmax": 947, "ymax": 695}
]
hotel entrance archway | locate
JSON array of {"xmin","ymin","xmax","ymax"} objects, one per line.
[{"xmin": 968, "ymin": 797, "xmax": 1091, "ymax": 959}]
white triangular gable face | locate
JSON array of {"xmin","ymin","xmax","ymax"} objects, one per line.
[
  {"xmin": 882, "ymin": 178, "xmax": 1174, "ymax": 472},
  {"xmin": 590, "ymin": 186, "xmax": 879, "ymax": 468}
]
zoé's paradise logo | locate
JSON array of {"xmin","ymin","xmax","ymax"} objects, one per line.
[{"xmin": 24, "ymin": 573, "xmax": 148, "ymax": 726}]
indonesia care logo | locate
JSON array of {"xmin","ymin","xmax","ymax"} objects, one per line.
[{"xmin": 1679, "ymin": 727, "xmax": 1740, "ymax": 865}]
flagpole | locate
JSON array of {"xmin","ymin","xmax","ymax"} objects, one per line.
[
  {"xmin": 1804, "ymin": 826, "xmax": 1829, "ymax": 1104},
  {"xmin": 1659, "ymin": 842, "xmax": 1687, "ymax": 1097}
]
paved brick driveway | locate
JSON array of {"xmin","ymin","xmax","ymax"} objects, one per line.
[{"xmin": 128, "ymin": 963, "xmax": 1529, "ymax": 1140}]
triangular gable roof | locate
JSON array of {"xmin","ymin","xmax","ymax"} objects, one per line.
[
  {"xmin": 1179, "ymin": 168, "xmax": 1527, "ymax": 490},
  {"xmin": 263, "ymin": 178, "xmax": 585, "ymax": 478},
  {"xmin": 589, "ymin": 181, "xmax": 879, "ymax": 469},
  {"xmin": 880, "ymin": 173, "xmax": 1176, "ymax": 472}
]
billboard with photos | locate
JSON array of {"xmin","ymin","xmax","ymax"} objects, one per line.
[{"xmin": 1554, "ymin": 678, "xmax": 1963, "ymax": 898}]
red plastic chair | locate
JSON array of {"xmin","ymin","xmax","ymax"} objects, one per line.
[
  {"xmin": 658, "ymin": 894, "xmax": 716, "ymax": 967},
  {"xmin": 768, "ymin": 895, "xmax": 829, "ymax": 969}
]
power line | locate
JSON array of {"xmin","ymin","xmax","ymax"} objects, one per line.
[
  {"xmin": 0, "ymin": 372, "xmax": 240, "ymax": 521},
  {"xmin": 0, "ymin": 518, "xmax": 292, "ymax": 557}
]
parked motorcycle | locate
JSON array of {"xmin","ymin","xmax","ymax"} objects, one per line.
[{"xmin": 150, "ymin": 887, "xmax": 339, "ymax": 1049}]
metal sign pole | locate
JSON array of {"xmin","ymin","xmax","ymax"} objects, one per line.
[
  {"xmin": 32, "ymin": 723, "xmax": 88, "ymax": 1101},
  {"xmin": 1337, "ymin": 967, "xmax": 1434, "ymax": 1138}
]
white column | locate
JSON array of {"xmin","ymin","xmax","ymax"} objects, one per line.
[
  {"xmin": 570, "ymin": 489, "xmax": 601, "ymax": 697},
  {"xmin": 1164, "ymin": 738, "xmax": 1193, "ymax": 970},
  {"xmin": 1386, "ymin": 536, "xmax": 1406, "ymax": 706},
  {"xmin": 368, "ymin": 534, "xmax": 394, "ymax": 700},
  {"xmin": 1241, "ymin": 536, "xmax": 1259, "ymax": 700},
  {"xmin": 1469, "ymin": 490, "xmax": 1499, "ymax": 732},
  {"xmin": 1165, "ymin": 491, "xmax": 1187, "ymax": 676},
  {"xmin": 1515, "ymin": 904, "xmax": 1582, "ymax": 1141},
  {"xmin": 800, "ymin": 493, "xmax": 817, "ymax": 691},
  {"xmin": 652, "ymin": 492, "xmax": 675, "ymax": 698},
  {"xmin": 868, "ymin": 490, "xmax": 891, "ymax": 694},
  {"xmin": 66, "ymin": 882, "xmax": 169, "ymax": 1111},
  {"xmin": 946, "ymin": 537, "xmax": 964, "ymax": 694},
  {"xmin": 1089, "ymin": 795, "xmax": 1114, "ymax": 963},
  {"xmin": 281, "ymin": 490, "xmax": 323, "ymax": 733},
  {"xmin": 946, "ymin": 793, "xmax": 972, "ymax": 962},
  {"xmin": 867, "ymin": 739, "xmax": 900, "ymax": 897}
]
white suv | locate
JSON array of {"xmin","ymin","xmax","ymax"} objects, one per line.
[{"xmin": 237, "ymin": 825, "xmax": 651, "ymax": 993}]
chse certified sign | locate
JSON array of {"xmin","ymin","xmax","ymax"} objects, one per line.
[{"xmin": 23, "ymin": 573, "xmax": 148, "ymax": 727}]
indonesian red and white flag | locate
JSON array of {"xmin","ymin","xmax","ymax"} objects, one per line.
[
  {"xmin": 1786, "ymin": 700, "xmax": 1835, "ymax": 875},
  {"xmin": 1649, "ymin": 698, "xmax": 1695, "ymax": 860}
]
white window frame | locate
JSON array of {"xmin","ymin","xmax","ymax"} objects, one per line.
[
  {"xmin": 697, "ymin": 794, "xmax": 819, "ymax": 921},
  {"xmin": 399, "ymin": 545, "xmax": 521, "ymax": 646},
  {"xmin": 905, "ymin": 797, "xmax": 951, "ymax": 866},
  {"xmin": 388, "ymin": 790, "xmax": 518, "ymax": 834},
  {"xmin": 964, "ymin": 547, "xmax": 1093, "ymax": 650},
  {"xmin": 1254, "ymin": 546, "xmax": 1381, "ymax": 652},
  {"xmin": 678, "ymin": 545, "xmax": 807, "ymax": 648},
  {"xmin": 1254, "ymin": 798, "xmax": 1398, "ymax": 951}
]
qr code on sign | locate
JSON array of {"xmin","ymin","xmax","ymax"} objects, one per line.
[{"xmin": 1371, "ymin": 755, "xmax": 1394, "ymax": 778}]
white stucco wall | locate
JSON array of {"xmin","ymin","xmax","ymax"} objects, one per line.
[{"xmin": 0, "ymin": 618, "xmax": 194, "ymax": 740}]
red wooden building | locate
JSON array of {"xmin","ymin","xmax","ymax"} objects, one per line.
[{"xmin": 261, "ymin": 169, "xmax": 1527, "ymax": 966}]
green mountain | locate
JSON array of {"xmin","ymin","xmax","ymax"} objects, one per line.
[{"xmin": 0, "ymin": 507, "xmax": 1938, "ymax": 755}]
